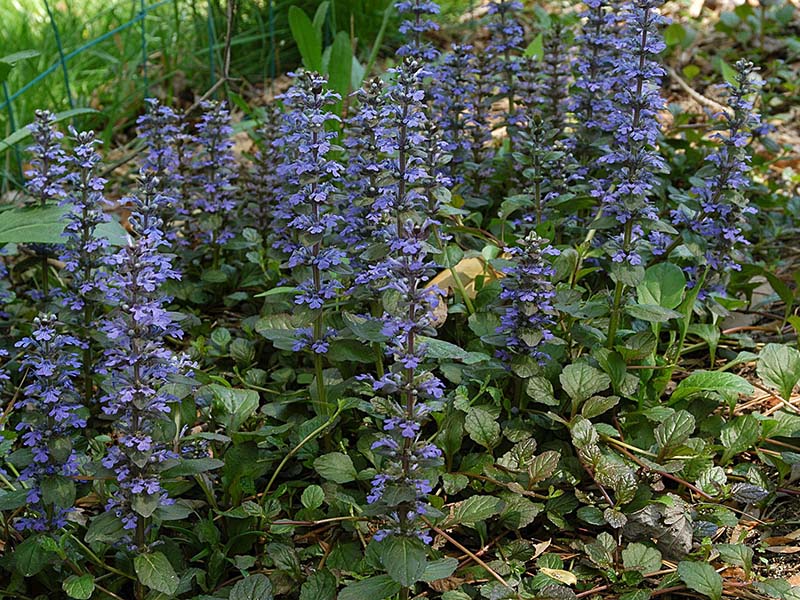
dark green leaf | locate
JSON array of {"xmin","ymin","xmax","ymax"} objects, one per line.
[
  {"xmin": 757, "ymin": 344, "xmax": 800, "ymax": 402},
  {"xmin": 314, "ymin": 452, "xmax": 357, "ymax": 483},
  {"xmin": 62, "ymin": 574, "xmax": 95, "ymax": 600},
  {"xmin": 339, "ymin": 575, "xmax": 401, "ymax": 600},
  {"xmin": 378, "ymin": 536, "xmax": 428, "ymax": 587},
  {"xmin": 622, "ymin": 543, "xmax": 662, "ymax": 573},
  {"xmin": 134, "ymin": 552, "xmax": 180, "ymax": 595},
  {"xmin": 678, "ymin": 561, "xmax": 722, "ymax": 600},
  {"xmin": 637, "ymin": 263, "xmax": 685, "ymax": 309},
  {"xmin": 655, "ymin": 410, "xmax": 695, "ymax": 451},
  {"xmin": 560, "ymin": 363, "xmax": 610, "ymax": 405},
  {"xmin": 230, "ymin": 573, "xmax": 274, "ymax": 599},
  {"xmin": 300, "ymin": 569, "xmax": 336, "ymax": 600},
  {"xmin": 288, "ymin": 6, "xmax": 322, "ymax": 72},
  {"xmin": 465, "ymin": 407, "xmax": 501, "ymax": 449},
  {"xmin": 421, "ymin": 557, "xmax": 458, "ymax": 582},
  {"xmin": 671, "ymin": 371, "xmax": 753, "ymax": 402}
]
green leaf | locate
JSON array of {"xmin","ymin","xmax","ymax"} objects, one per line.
[
  {"xmin": 328, "ymin": 31, "xmax": 353, "ymax": 100},
  {"xmin": 582, "ymin": 395, "xmax": 620, "ymax": 419},
  {"xmin": 288, "ymin": 6, "xmax": 322, "ymax": 72},
  {"xmin": 422, "ymin": 337, "xmax": 490, "ymax": 365},
  {"xmin": 638, "ymin": 263, "xmax": 686, "ymax": 309},
  {"xmin": 85, "ymin": 511, "xmax": 125, "ymax": 545},
  {"xmin": 40, "ymin": 474, "xmax": 76, "ymax": 508},
  {"xmin": 715, "ymin": 544, "xmax": 753, "ymax": 579},
  {"xmin": 314, "ymin": 452, "xmax": 357, "ymax": 483},
  {"xmin": 524, "ymin": 32, "xmax": 544, "ymax": 58},
  {"xmin": 625, "ymin": 304, "xmax": 683, "ymax": 323},
  {"xmin": 161, "ymin": 458, "xmax": 225, "ymax": 477},
  {"xmin": 62, "ymin": 574, "xmax": 95, "ymax": 600},
  {"xmin": 208, "ymin": 384, "xmax": 260, "ymax": 431},
  {"xmin": 655, "ymin": 410, "xmax": 695, "ymax": 452},
  {"xmin": 664, "ymin": 22, "xmax": 686, "ymax": 46},
  {"xmin": 678, "ymin": 561, "xmax": 722, "ymax": 600},
  {"xmin": 0, "ymin": 205, "xmax": 66, "ymax": 244},
  {"xmin": 720, "ymin": 415, "xmax": 760, "ymax": 464},
  {"xmin": 0, "ymin": 488, "xmax": 30, "ymax": 510},
  {"xmin": 421, "ymin": 557, "xmax": 458, "ymax": 582},
  {"xmin": 300, "ymin": 569, "xmax": 336, "ymax": 600},
  {"xmin": 465, "ymin": 407, "xmax": 501, "ymax": 449},
  {"xmin": 378, "ymin": 536, "xmax": 428, "ymax": 587},
  {"xmin": 529, "ymin": 450, "xmax": 561, "ymax": 482},
  {"xmin": 671, "ymin": 371, "xmax": 754, "ymax": 402},
  {"xmin": 14, "ymin": 536, "xmax": 51, "ymax": 577},
  {"xmin": 339, "ymin": 575, "xmax": 401, "ymax": 600},
  {"xmin": 560, "ymin": 363, "xmax": 610, "ymax": 405},
  {"xmin": 230, "ymin": 573, "xmax": 274, "ymax": 599},
  {"xmin": 134, "ymin": 552, "xmax": 180, "ymax": 595},
  {"xmin": 622, "ymin": 543, "xmax": 662, "ymax": 573},
  {"xmin": 526, "ymin": 376, "xmax": 558, "ymax": 406},
  {"xmin": 720, "ymin": 60, "xmax": 738, "ymax": 86},
  {"xmin": 301, "ymin": 484, "xmax": 325, "ymax": 509},
  {"xmin": 571, "ymin": 417, "xmax": 599, "ymax": 449},
  {"xmin": 446, "ymin": 495, "xmax": 504, "ymax": 527},
  {"xmin": 757, "ymin": 343, "xmax": 800, "ymax": 402}
]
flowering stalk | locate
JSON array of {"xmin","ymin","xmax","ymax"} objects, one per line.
[
  {"xmin": 14, "ymin": 314, "xmax": 85, "ymax": 532},
  {"xmin": 245, "ymin": 103, "xmax": 282, "ymax": 236},
  {"xmin": 497, "ymin": 232, "xmax": 559, "ymax": 364},
  {"xmin": 599, "ymin": 0, "xmax": 667, "ymax": 347},
  {"xmin": 396, "ymin": 0, "xmax": 440, "ymax": 61},
  {"xmin": 99, "ymin": 172, "xmax": 188, "ymax": 552},
  {"xmin": 670, "ymin": 59, "xmax": 762, "ymax": 280},
  {"xmin": 360, "ymin": 59, "xmax": 445, "ymax": 546},
  {"xmin": 60, "ymin": 128, "xmax": 111, "ymax": 403},
  {"xmin": 25, "ymin": 110, "xmax": 67, "ymax": 299},
  {"xmin": 137, "ymin": 98, "xmax": 183, "ymax": 241},
  {"xmin": 463, "ymin": 52, "xmax": 496, "ymax": 201},
  {"xmin": 277, "ymin": 72, "xmax": 346, "ymax": 415},
  {"xmin": 190, "ymin": 100, "xmax": 238, "ymax": 265},
  {"xmin": 487, "ymin": 0, "xmax": 525, "ymax": 137}
]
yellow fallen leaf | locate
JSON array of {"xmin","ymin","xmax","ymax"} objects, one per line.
[{"xmin": 540, "ymin": 568, "xmax": 578, "ymax": 586}]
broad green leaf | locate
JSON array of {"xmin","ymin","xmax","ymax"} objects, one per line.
[
  {"xmin": 313, "ymin": 452, "xmax": 357, "ymax": 483},
  {"xmin": 208, "ymin": 384, "xmax": 260, "ymax": 431},
  {"xmin": 161, "ymin": 458, "xmax": 225, "ymax": 477},
  {"xmin": 526, "ymin": 376, "xmax": 558, "ymax": 406},
  {"xmin": 0, "ymin": 205, "xmax": 66, "ymax": 244},
  {"xmin": 529, "ymin": 450, "xmax": 560, "ymax": 482},
  {"xmin": 720, "ymin": 414, "xmax": 760, "ymax": 463},
  {"xmin": 465, "ymin": 407, "xmax": 501, "ymax": 449},
  {"xmin": 582, "ymin": 395, "xmax": 620, "ymax": 419},
  {"xmin": 378, "ymin": 536, "xmax": 428, "ymax": 587},
  {"xmin": 288, "ymin": 6, "xmax": 322, "ymax": 73},
  {"xmin": 637, "ymin": 263, "xmax": 686, "ymax": 309},
  {"xmin": 622, "ymin": 543, "xmax": 662, "ymax": 573},
  {"xmin": 230, "ymin": 573, "xmax": 274, "ymax": 599},
  {"xmin": 62, "ymin": 574, "xmax": 95, "ymax": 600},
  {"xmin": 300, "ymin": 569, "xmax": 336, "ymax": 600},
  {"xmin": 626, "ymin": 304, "xmax": 683, "ymax": 323},
  {"xmin": 85, "ymin": 511, "xmax": 125, "ymax": 544},
  {"xmin": 446, "ymin": 495, "xmax": 504, "ymax": 527},
  {"xmin": 715, "ymin": 544, "xmax": 753, "ymax": 579},
  {"xmin": 301, "ymin": 484, "xmax": 325, "ymax": 509},
  {"xmin": 0, "ymin": 488, "xmax": 30, "ymax": 510},
  {"xmin": 14, "ymin": 536, "xmax": 51, "ymax": 577},
  {"xmin": 135, "ymin": 552, "xmax": 179, "ymax": 595},
  {"xmin": 422, "ymin": 337, "xmax": 490, "ymax": 365},
  {"xmin": 671, "ymin": 371, "xmax": 753, "ymax": 402},
  {"xmin": 524, "ymin": 32, "xmax": 544, "ymax": 58},
  {"xmin": 571, "ymin": 417, "xmax": 599, "ymax": 449},
  {"xmin": 421, "ymin": 557, "xmax": 458, "ymax": 582},
  {"xmin": 40, "ymin": 474, "xmax": 76, "ymax": 508},
  {"xmin": 655, "ymin": 410, "xmax": 695, "ymax": 452},
  {"xmin": 560, "ymin": 363, "xmax": 610, "ymax": 405},
  {"xmin": 339, "ymin": 575, "xmax": 401, "ymax": 600},
  {"xmin": 678, "ymin": 561, "xmax": 722, "ymax": 600},
  {"xmin": 757, "ymin": 343, "xmax": 800, "ymax": 402}
]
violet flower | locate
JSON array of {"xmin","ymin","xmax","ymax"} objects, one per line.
[
  {"xmin": 99, "ymin": 172, "xmax": 190, "ymax": 545},
  {"xmin": 487, "ymin": 0, "xmax": 525, "ymax": 130},
  {"xmin": 245, "ymin": 103, "xmax": 282, "ymax": 234},
  {"xmin": 14, "ymin": 314, "xmax": 85, "ymax": 532}
]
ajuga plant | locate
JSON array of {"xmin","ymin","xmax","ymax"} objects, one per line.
[
  {"xmin": 486, "ymin": 0, "xmax": 525, "ymax": 130},
  {"xmin": 245, "ymin": 103, "xmax": 282, "ymax": 235},
  {"xmin": 14, "ymin": 314, "xmax": 85, "ymax": 532},
  {"xmin": 275, "ymin": 72, "xmax": 346, "ymax": 414},
  {"xmin": 670, "ymin": 59, "xmax": 763, "ymax": 288},
  {"xmin": 25, "ymin": 110, "xmax": 67, "ymax": 299},
  {"xmin": 189, "ymin": 100, "xmax": 238, "ymax": 264},
  {"xmin": 599, "ymin": 0, "xmax": 668, "ymax": 345},
  {"xmin": 357, "ymin": 59, "xmax": 446, "ymax": 547},
  {"xmin": 137, "ymin": 98, "xmax": 183, "ymax": 241},
  {"xmin": 60, "ymin": 127, "xmax": 111, "ymax": 402},
  {"xmin": 99, "ymin": 172, "xmax": 189, "ymax": 548}
]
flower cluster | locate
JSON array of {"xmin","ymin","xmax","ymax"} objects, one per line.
[
  {"xmin": 357, "ymin": 59, "xmax": 446, "ymax": 543},
  {"xmin": 275, "ymin": 72, "xmax": 346, "ymax": 359},
  {"xmin": 396, "ymin": 0, "xmax": 440, "ymax": 61},
  {"xmin": 595, "ymin": 0, "xmax": 668, "ymax": 266},
  {"xmin": 25, "ymin": 110, "xmax": 68, "ymax": 299},
  {"xmin": 245, "ymin": 103, "xmax": 282, "ymax": 233},
  {"xmin": 497, "ymin": 232, "xmax": 559, "ymax": 363},
  {"xmin": 14, "ymin": 314, "xmax": 85, "ymax": 532},
  {"xmin": 189, "ymin": 101, "xmax": 238, "ymax": 251},
  {"xmin": 99, "ymin": 173, "xmax": 189, "ymax": 541},
  {"xmin": 487, "ymin": 0, "xmax": 525, "ymax": 120},
  {"xmin": 672, "ymin": 59, "xmax": 762, "ymax": 277}
]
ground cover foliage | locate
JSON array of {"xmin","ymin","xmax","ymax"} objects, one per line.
[{"xmin": 0, "ymin": 0, "xmax": 799, "ymax": 599}]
